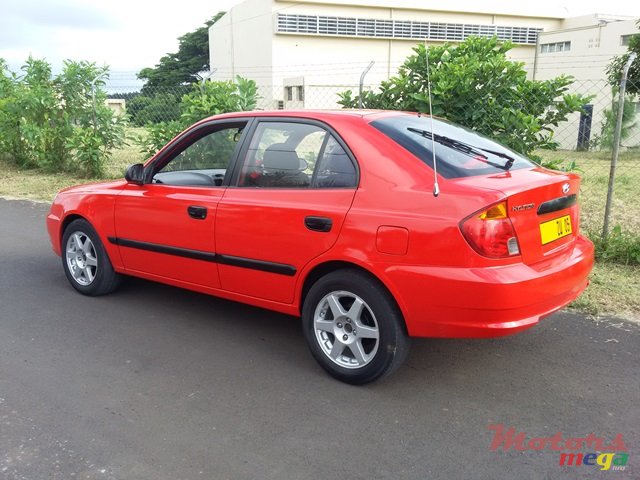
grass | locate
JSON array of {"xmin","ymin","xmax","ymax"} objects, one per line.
[
  {"xmin": 0, "ymin": 141, "xmax": 638, "ymax": 320},
  {"xmin": 569, "ymin": 262, "xmax": 640, "ymax": 321},
  {"xmin": 0, "ymin": 132, "xmax": 145, "ymax": 202},
  {"xmin": 537, "ymin": 149, "xmax": 640, "ymax": 236}
]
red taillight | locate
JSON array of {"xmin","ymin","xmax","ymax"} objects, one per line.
[{"xmin": 460, "ymin": 202, "xmax": 520, "ymax": 258}]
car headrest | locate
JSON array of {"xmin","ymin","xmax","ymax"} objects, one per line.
[{"xmin": 263, "ymin": 143, "xmax": 300, "ymax": 171}]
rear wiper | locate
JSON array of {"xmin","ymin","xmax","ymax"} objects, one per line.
[{"xmin": 407, "ymin": 127, "xmax": 515, "ymax": 170}]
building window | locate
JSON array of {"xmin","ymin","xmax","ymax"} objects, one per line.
[
  {"xmin": 297, "ymin": 86, "xmax": 304, "ymax": 102},
  {"xmin": 620, "ymin": 34, "xmax": 633, "ymax": 46},
  {"xmin": 276, "ymin": 14, "xmax": 542, "ymax": 45},
  {"xmin": 286, "ymin": 86, "xmax": 293, "ymax": 101},
  {"xmin": 540, "ymin": 41, "xmax": 571, "ymax": 53}
]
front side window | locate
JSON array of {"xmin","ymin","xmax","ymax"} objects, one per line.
[
  {"xmin": 153, "ymin": 123, "xmax": 246, "ymax": 187},
  {"xmin": 237, "ymin": 121, "xmax": 357, "ymax": 188}
]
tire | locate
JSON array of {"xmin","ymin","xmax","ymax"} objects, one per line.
[
  {"xmin": 61, "ymin": 218, "xmax": 121, "ymax": 296},
  {"xmin": 302, "ymin": 269, "xmax": 410, "ymax": 385}
]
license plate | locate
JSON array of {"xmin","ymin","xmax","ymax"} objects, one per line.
[{"xmin": 540, "ymin": 215, "xmax": 572, "ymax": 245}]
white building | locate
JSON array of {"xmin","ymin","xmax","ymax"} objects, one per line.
[
  {"xmin": 533, "ymin": 15, "xmax": 639, "ymax": 149},
  {"xmin": 209, "ymin": 0, "xmax": 567, "ymax": 109},
  {"xmin": 209, "ymin": 0, "xmax": 639, "ymax": 150}
]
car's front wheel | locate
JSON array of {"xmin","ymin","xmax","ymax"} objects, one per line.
[
  {"xmin": 62, "ymin": 218, "xmax": 121, "ymax": 296},
  {"xmin": 302, "ymin": 269, "xmax": 410, "ymax": 384}
]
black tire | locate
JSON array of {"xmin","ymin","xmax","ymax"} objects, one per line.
[
  {"xmin": 302, "ymin": 269, "xmax": 410, "ymax": 385},
  {"xmin": 61, "ymin": 218, "xmax": 121, "ymax": 296}
]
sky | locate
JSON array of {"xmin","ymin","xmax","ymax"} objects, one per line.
[{"xmin": 1, "ymin": 0, "xmax": 639, "ymax": 87}]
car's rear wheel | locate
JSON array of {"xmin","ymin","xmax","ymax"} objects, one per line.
[
  {"xmin": 62, "ymin": 219, "xmax": 121, "ymax": 296},
  {"xmin": 302, "ymin": 269, "xmax": 410, "ymax": 384}
]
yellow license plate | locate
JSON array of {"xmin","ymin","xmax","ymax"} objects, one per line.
[{"xmin": 540, "ymin": 215, "xmax": 572, "ymax": 245}]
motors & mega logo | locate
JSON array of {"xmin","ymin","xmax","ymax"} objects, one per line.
[{"xmin": 488, "ymin": 424, "xmax": 629, "ymax": 471}]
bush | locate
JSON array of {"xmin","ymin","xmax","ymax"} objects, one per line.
[
  {"xmin": 0, "ymin": 57, "xmax": 126, "ymax": 177},
  {"xmin": 339, "ymin": 37, "xmax": 590, "ymax": 160},
  {"xmin": 591, "ymin": 94, "xmax": 638, "ymax": 151},
  {"xmin": 590, "ymin": 226, "xmax": 640, "ymax": 266},
  {"xmin": 127, "ymin": 91, "xmax": 182, "ymax": 126},
  {"xmin": 135, "ymin": 76, "xmax": 258, "ymax": 156}
]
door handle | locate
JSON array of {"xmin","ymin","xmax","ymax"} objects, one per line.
[
  {"xmin": 187, "ymin": 205, "xmax": 207, "ymax": 220},
  {"xmin": 304, "ymin": 216, "xmax": 332, "ymax": 232}
]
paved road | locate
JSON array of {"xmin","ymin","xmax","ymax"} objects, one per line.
[{"xmin": 0, "ymin": 198, "xmax": 638, "ymax": 480}]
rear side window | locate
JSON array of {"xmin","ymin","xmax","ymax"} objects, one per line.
[
  {"xmin": 371, "ymin": 115, "xmax": 534, "ymax": 178},
  {"xmin": 237, "ymin": 121, "xmax": 357, "ymax": 188}
]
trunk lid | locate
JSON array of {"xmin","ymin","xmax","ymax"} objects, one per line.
[{"xmin": 456, "ymin": 167, "xmax": 581, "ymax": 265}]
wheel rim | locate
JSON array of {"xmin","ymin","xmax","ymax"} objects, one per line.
[
  {"xmin": 65, "ymin": 231, "xmax": 98, "ymax": 286},
  {"xmin": 313, "ymin": 291, "xmax": 380, "ymax": 369}
]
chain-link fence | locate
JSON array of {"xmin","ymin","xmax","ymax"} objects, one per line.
[{"xmin": 106, "ymin": 78, "xmax": 640, "ymax": 237}]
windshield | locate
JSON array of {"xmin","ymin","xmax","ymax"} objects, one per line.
[{"xmin": 371, "ymin": 115, "xmax": 534, "ymax": 178}]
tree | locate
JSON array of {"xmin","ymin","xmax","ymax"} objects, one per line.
[
  {"xmin": 136, "ymin": 76, "xmax": 259, "ymax": 157},
  {"xmin": 0, "ymin": 57, "xmax": 125, "ymax": 177},
  {"xmin": 606, "ymin": 20, "xmax": 640, "ymax": 95},
  {"xmin": 339, "ymin": 37, "xmax": 589, "ymax": 159},
  {"xmin": 138, "ymin": 12, "xmax": 225, "ymax": 89},
  {"xmin": 595, "ymin": 97, "xmax": 638, "ymax": 150}
]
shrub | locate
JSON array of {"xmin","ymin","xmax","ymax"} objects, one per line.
[
  {"xmin": 135, "ymin": 76, "xmax": 259, "ymax": 156},
  {"xmin": 338, "ymin": 37, "xmax": 590, "ymax": 160},
  {"xmin": 0, "ymin": 57, "xmax": 126, "ymax": 177},
  {"xmin": 590, "ymin": 226, "xmax": 640, "ymax": 266}
]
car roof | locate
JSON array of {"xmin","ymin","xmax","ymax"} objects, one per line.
[{"xmin": 197, "ymin": 109, "xmax": 414, "ymax": 124}]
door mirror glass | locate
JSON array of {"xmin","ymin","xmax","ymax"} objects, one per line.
[{"xmin": 125, "ymin": 163, "xmax": 144, "ymax": 185}]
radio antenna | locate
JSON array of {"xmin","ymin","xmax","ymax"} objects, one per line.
[{"xmin": 424, "ymin": 42, "xmax": 440, "ymax": 197}]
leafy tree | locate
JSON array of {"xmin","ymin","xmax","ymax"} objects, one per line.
[
  {"xmin": 594, "ymin": 95, "xmax": 638, "ymax": 150},
  {"xmin": 138, "ymin": 12, "xmax": 225, "ymax": 90},
  {"xmin": 606, "ymin": 20, "xmax": 640, "ymax": 95},
  {"xmin": 0, "ymin": 57, "xmax": 125, "ymax": 177},
  {"xmin": 339, "ymin": 37, "xmax": 590, "ymax": 159},
  {"xmin": 127, "ymin": 91, "xmax": 183, "ymax": 125},
  {"xmin": 136, "ymin": 76, "xmax": 259, "ymax": 157}
]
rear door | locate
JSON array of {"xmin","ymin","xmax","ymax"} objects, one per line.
[{"xmin": 215, "ymin": 119, "xmax": 358, "ymax": 303}]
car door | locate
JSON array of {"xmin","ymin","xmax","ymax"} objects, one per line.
[
  {"xmin": 113, "ymin": 119, "xmax": 250, "ymax": 288},
  {"xmin": 215, "ymin": 118, "xmax": 359, "ymax": 303}
]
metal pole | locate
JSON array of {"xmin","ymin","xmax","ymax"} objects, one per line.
[
  {"xmin": 200, "ymin": 69, "xmax": 217, "ymax": 89},
  {"xmin": 358, "ymin": 61, "xmax": 375, "ymax": 109},
  {"xmin": 602, "ymin": 52, "xmax": 637, "ymax": 242},
  {"xmin": 90, "ymin": 71, "xmax": 108, "ymax": 131}
]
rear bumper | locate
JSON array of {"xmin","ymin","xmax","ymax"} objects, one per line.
[{"xmin": 388, "ymin": 235, "xmax": 594, "ymax": 338}]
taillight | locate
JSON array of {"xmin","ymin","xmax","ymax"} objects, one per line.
[{"xmin": 460, "ymin": 202, "xmax": 520, "ymax": 258}]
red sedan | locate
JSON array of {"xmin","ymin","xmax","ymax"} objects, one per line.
[{"xmin": 47, "ymin": 110, "xmax": 593, "ymax": 384}]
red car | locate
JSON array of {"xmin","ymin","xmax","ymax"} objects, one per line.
[{"xmin": 47, "ymin": 110, "xmax": 593, "ymax": 384}]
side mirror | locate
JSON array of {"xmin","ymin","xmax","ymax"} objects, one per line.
[{"xmin": 125, "ymin": 163, "xmax": 145, "ymax": 185}]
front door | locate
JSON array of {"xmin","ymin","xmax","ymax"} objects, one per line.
[
  {"xmin": 216, "ymin": 119, "xmax": 359, "ymax": 303},
  {"xmin": 113, "ymin": 120, "xmax": 249, "ymax": 288}
]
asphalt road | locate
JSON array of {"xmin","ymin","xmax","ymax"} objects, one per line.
[{"xmin": 0, "ymin": 198, "xmax": 638, "ymax": 480}]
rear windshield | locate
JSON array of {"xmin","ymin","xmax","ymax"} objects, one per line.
[{"xmin": 370, "ymin": 115, "xmax": 534, "ymax": 178}]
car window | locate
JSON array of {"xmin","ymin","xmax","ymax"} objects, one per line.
[
  {"xmin": 237, "ymin": 122, "xmax": 356, "ymax": 188},
  {"xmin": 153, "ymin": 125, "xmax": 245, "ymax": 187},
  {"xmin": 314, "ymin": 136, "xmax": 357, "ymax": 188},
  {"xmin": 238, "ymin": 122, "xmax": 325, "ymax": 188}
]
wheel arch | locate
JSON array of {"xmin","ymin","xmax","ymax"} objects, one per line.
[
  {"xmin": 60, "ymin": 213, "xmax": 87, "ymax": 242},
  {"xmin": 298, "ymin": 260, "xmax": 409, "ymax": 334}
]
